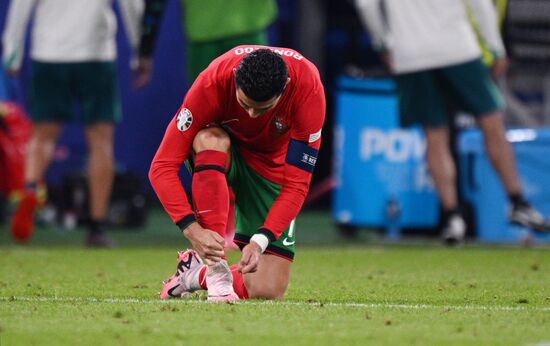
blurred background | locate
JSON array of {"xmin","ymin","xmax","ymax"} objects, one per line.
[{"xmin": 1, "ymin": 0, "xmax": 550, "ymax": 246}]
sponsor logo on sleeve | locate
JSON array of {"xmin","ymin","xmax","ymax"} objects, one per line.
[
  {"xmin": 176, "ymin": 108, "xmax": 193, "ymax": 132},
  {"xmin": 309, "ymin": 129, "xmax": 322, "ymax": 143}
]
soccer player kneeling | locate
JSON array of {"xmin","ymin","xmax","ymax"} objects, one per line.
[{"xmin": 149, "ymin": 46, "xmax": 326, "ymax": 301}]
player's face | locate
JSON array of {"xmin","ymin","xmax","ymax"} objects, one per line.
[{"xmin": 235, "ymin": 88, "xmax": 282, "ymax": 118}]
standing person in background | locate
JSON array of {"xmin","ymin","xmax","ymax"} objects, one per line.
[
  {"xmin": 132, "ymin": 0, "xmax": 278, "ymax": 88},
  {"xmin": 355, "ymin": 0, "xmax": 550, "ymax": 245},
  {"xmin": 2, "ymin": 0, "xmax": 144, "ymax": 246}
]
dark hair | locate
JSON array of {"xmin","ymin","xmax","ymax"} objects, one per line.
[{"xmin": 234, "ymin": 49, "xmax": 288, "ymax": 102}]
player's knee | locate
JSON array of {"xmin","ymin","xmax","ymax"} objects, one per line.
[
  {"xmin": 193, "ymin": 128, "xmax": 231, "ymax": 153},
  {"xmin": 247, "ymin": 282, "xmax": 288, "ymax": 300},
  {"xmin": 249, "ymin": 289, "xmax": 286, "ymax": 300}
]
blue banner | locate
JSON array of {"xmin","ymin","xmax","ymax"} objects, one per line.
[{"xmin": 332, "ymin": 76, "xmax": 439, "ymax": 229}]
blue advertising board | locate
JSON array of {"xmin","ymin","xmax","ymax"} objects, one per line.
[
  {"xmin": 458, "ymin": 128, "xmax": 550, "ymax": 243},
  {"xmin": 332, "ymin": 76, "xmax": 439, "ymax": 230}
]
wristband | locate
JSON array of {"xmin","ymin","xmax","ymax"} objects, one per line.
[
  {"xmin": 176, "ymin": 214, "xmax": 197, "ymax": 231},
  {"xmin": 250, "ymin": 234, "xmax": 269, "ymax": 253}
]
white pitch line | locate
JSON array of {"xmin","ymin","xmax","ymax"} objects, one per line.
[{"xmin": 1, "ymin": 296, "xmax": 550, "ymax": 312}]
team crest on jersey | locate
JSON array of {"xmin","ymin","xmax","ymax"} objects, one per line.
[
  {"xmin": 176, "ymin": 108, "xmax": 193, "ymax": 132},
  {"xmin": 272, "ymin": 117, "xmax": 288, "ymax": 134}
]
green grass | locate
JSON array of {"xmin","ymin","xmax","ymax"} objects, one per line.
[{"xmin": 1, "ymin": 209, "xmax": 550, "ymax": 345}]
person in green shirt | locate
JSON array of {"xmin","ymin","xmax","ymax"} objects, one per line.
[{"xmin": 133, "ymin": 0, "xmax": 278, "ymax": 88}]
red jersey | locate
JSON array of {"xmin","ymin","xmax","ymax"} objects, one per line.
[
  {"xmin": 149, "ymin": 45, "xmax": 326, "ymax": 240},
  {"xmin": 0, "ymin": 102, "xmax": 32, "ymax": 195}
]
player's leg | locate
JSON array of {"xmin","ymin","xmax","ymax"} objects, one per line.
[
  {"xmin": 441, "ymin": 58, "xmax": 521, "ymax": 196},
  {"xmin": 78, "ymin": 61, "xmax": 121, "ymax": 247},
  {"xmin": 25, "ymin": 124, "xmax": 62, "ymax": 185},
  {"xmin": 160, "ymin": 127, "xmax": 235, "ymax": 300},
  {"xmin": 11, "ymin": 61, "xmax": 70, "ymax": 242},
  {"xmin": 84, "ymin": 122, "xmax": 115, "ymax": 247},
  {"xmin": 424, "ymin": 126, "xmax": 458, "ymax": 211},
  {"xmin": 424, "ymin": 126, "xmax": 466, "ymax": 244},
  {"xmin": 477, "ymin": 111, "xmax": 550, "ymax": 230},
  {"xmin": 161, "ymin": 252, "xmax": 290, "ymax": 300},
  {"xmin": 193, "ymin": 126, "xmax": 238, "ymax": 247},
  {"xmin": 191, "ymin": 126, "xmax": 239, "ymax": 300},
  {"xmin": 11, "ymin": 122, "xmax": 62, "ymax": 242},
  {"xmin": 160, "ymin": 137, "xmax": 294, "ymax": 300},
  {"xmin": 396, "ymin": 70, "xmax": 466, "ymax": 244},
  {"xmin": 477, "ymin": 113, "xmax": 521, "ymax": 194},
  {"xmin": 160, "ymin": 250, "xmax": 291, "ymax": 300},
  {"xmin": 191, "ymin": 126, "xmax": 232, "ymax": 236},
  {"xmin": 444, "ymin": 58, "xmax": 550, "ymax": 231},
  {"xmin": 243, "ymin": 254, "xmax": 291, "ymax": 299},
  {"xmin": 159, "ymin": 248, "xmax": 205, "ymax": 299}
]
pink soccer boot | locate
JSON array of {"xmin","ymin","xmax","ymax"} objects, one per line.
[{"xmin": 160, "ymin": 249, "xmax": 204, "ymax": 299}]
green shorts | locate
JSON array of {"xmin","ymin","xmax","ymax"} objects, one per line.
[
  {"xmin": 30, "ymin": 61, "xmax": 122, "ymax": 124},
  {"xmin": 396, "ymin": 58, "xmax": 504, "ymax": 128},
  {"xmin": 227, "ymin": 146, "xmax": 296, "ymax": 261}
]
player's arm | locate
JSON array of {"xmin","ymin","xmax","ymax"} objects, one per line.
[
  {"xmin": 236, "ymin": 132, "xmax": 323, "ymax": 273},
  {"xmin": 465, "ymin": 0, "xmax": 508, "ymax": 78},
  {"xmin": 466, "ymin": 0, "xmax": 506, "ymax": 58},
  {"xmin": 2, "ymin": 0, "xmax": 37, "ymax": 74},
  {"xmin": 133, "ymin": 0, "xmax": 169, "ymax": 88},
  {"xmin": 117, "ymin": 0, "xmax": 146, "ymax": 87},
  {"xmin": 354, "ymin": 0, "xmax": 393, "ymax": 68},
  {"xmin": 239, "ymin": 86, "xmax": 326, "ymax": 271},
  {"xmin": 149, "ymin": 110, "xmax": 196, "ymax": 228},
  {"xmin": 138, "ymin": 0, "xmax": 169, "ymax": 59},
  {"xmin": 149, "ymin": 76, "xmax": 226, "ymax": 262},
  {"xmin": 354, "ymin": 0, "xmax": 387, "ymax": 52},
  {"xmin": 117, "ymin": 0, "xmax": 144, "ymax": 52}
]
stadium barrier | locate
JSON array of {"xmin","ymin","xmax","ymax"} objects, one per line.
[
  {"xmin": 458, "ymin": 128, "xmax": 550, "ymax": 243},
  {"xmin": 332, "ymin": 76, "xmax": 439, "ymax": 237}
]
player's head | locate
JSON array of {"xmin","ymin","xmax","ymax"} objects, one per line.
[{"xmin": 234, "ymin": 49, "xmax": 290, "ymax": 118}]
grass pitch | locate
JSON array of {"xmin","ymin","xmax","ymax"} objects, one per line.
[{"xmin": 1, "ymin": 210, "xmax": 550, "ymax": 345}]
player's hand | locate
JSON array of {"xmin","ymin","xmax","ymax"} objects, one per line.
[
  {"xmin": 491, "ymin": 57, "xmax": 509, "ymax": 80},
  {"xmin": 132, "ymin": 57, "xmax": 153, "ymax": 89},
  {"xmin": 5, "ymin": 68, "xmax": 19, "ymax": 77},
  {"xmin": 183, "ymin": 222, "xmax": 225, "ymax": 265},
  {"xmin": 237, "ymin": 242, "xmax": 262, "ymax": 274},
  {"xmin": 379, "ymin": 51, "xmax": 392, "ymax": 70}
]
